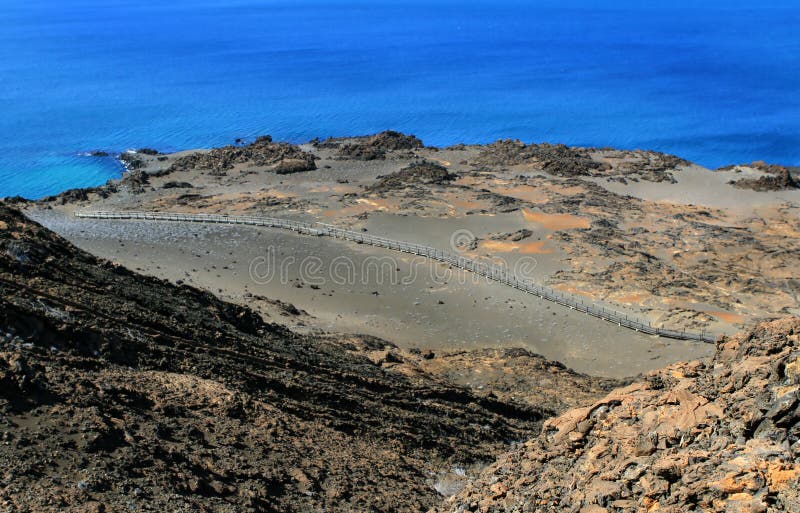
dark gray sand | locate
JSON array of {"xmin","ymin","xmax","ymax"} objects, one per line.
[{"xmin": 31, "ymin": 211, "xmax": 713, "ymax": 377}]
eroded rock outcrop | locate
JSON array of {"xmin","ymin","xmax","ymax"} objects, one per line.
[
  {"xmin": 440, "ymin": 318, "xmax": 800, "ymax": 513},
  {"xmin": 472, "ymin": 140, "xmax": 608, "ymax": 177},
  {"xmin": 316, "ymin": 131, "xmax": 424, "ymax": 160},
  {"xmin": 167, "ymin": 135, "xmax": 317, "ymax": 176},
  {"xmin": 728, "ymin": 162, "xmax": 800, "ymax": 191},
  {"xmin": 368, "ymin": 160, "xmax": 456, "ymax": 193},
  {"xmin": 471, "ymin": 140, "xmax": 686, "ymax": 182}
]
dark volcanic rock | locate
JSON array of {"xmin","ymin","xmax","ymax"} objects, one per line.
[
  {"xmin": 319, "ymin": 131, "xmax": 424, "ymax": 160},
  {"xmin": 472, "ymin": 140, "xmax": 686, "ymax": 182},
  {"xmin": 474, "ymin": 139, "xmax": 608, "ymax": 177},
  {"xmin": 0, "ymin": 203, "xmax": 544, "ymax": 513},
  {"xmin": 273, "ymin": 157, "xmax": 317, "ymax": 175},
  {"xmin": 0, "ymin": 196, "xmax": 28, "ymax": 205},
  {"xmin": 368, "ymin": 160, "xmax": 456, "ymax": 193},
  {"xmin": 39, "ymin": 188, "xmax": 89, "ymax": 204},
  {"xmin": 118, "ymin": 151, "xmax": 145, "ymax": 170},
  {"xmin": 39, "ymin": 184, "xmax": 117, "ymax": 204},
  {"xmin": 166, "ymin": 135, "xmax": 317, "ymax": 176},
  {"xmin": 119, "ymin": 169, "xmax": 150, "ymax": 194},
  {"xmin": 730, "ymin": 163, "xmax": 800, "ymax": 191},
  {"xmin": 490, "ymin": 229, "xmax": 533, "ymax": 242},
  {"xmin": 161, "ymin": 181, "xmax": 194, "ymax": 189}
]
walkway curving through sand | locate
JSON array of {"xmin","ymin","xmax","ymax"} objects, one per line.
[{"xmin": 74, "ymin": 210, "xmax": 715, "ymax": 343}]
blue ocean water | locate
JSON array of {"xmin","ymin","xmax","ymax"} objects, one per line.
[{"xmin": 0, "ymin": 0, "xmax": 798, "ymax": 199}]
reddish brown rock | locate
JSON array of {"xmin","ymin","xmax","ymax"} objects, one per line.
[{"xmin": 439, "ymin": 319, "xmax": 800, "ymax": 513}]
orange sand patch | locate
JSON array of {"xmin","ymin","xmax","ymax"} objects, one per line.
[
  {"xmin": 502, "ymin": 185, "xmax": 548, "ymax": 204},
  {"xmin": 437, "ymin": 191, "xmax": 491, "ymax": 213},
  {"xmin": 748, "ymin": 214, "xmax": 800, "ymax": 238},
  {"xmin": 550, "ymin": 184, "xmax": 586, "ymax": 196},
  {"xmin": 452, "ymin": 176, "xmax": 476, "ymax": 187},
  {"xmin": 480, "ymin": 240, "xmax": 553, "ymax": 255},
  {"xmin": 322, "ymin": 205, "xmax": 368, "ymax": 218},
  {"xmin": 659, "ymin": 297, "xmax": 686, "ymax": 307},
  {"xmin": 455, "ymin": 198, "xmax": 481, "ymax": 207},
  {"xmin": 355, "ymin": 198, "xmax": 389, "ymax": 208},
  {"xmin": 519, "ymin": 241, "xmax": 553, "ymax": 254},
  {"xmin": 451, "ymin": 199, "xmax": 485, "ymax": 211},
  {"xmin": 767, "ymin": 464, "xmax": 800, "ymax": 492},
  {"xmin": 707, "ymin": 311, "xmax": 745, "ymax": 324},
  {"xmin": 521, "ymin": 209, "xmax": 590, "ymax": 230},
  {"xmin": 321, "ymin": 198, "xmax": 400, "ymax": 218},
  {"xmin": 553, "ymin": 284, "xmax": 596, "ymax": 300},
  {"xmin": 616, "ymin": 293, "xmax": 645, "ymax": 304},
  {"xmin": 479, "ymin": 240, "xmax": 519, "ymax": 253},
  {"xmin": 262, "ymin": 190, "xmax": 294, "ymax": 199}
]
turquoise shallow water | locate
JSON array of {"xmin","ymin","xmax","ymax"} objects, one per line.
[{"xmin": 1, "ymin": 0, "xmax": 798, "ymax": 198}]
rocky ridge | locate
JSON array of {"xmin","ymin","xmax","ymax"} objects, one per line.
[
  {"xmin": 471, "ymin": 139, "xmax": 686, "ymax": 183},
  {"xmin": 315, "ymin": 130, "xmax": 425, "ymax": 160},
  {"xmin": 368, "ymin": 160, "xmax": 457, "ymax": 193},
  {"xmin": 439, "ymin": 318, "xmax": 800, "ymax": 513},
  {"xmin": 166, "ymin": 135, "xmax": 317, "ymax": 176},
  {"xmin": 728, "ymin": 162, "xmax": 800, "ymax": 191}
]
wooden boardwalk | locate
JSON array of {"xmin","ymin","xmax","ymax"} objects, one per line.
[{"xmin": 75, "ymin": 210, "xmax": 716, "ymax": 343}]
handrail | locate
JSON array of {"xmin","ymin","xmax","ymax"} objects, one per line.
[{"xmin": 74, "ymin": 210, "xmax": 716, "ymax": 343}]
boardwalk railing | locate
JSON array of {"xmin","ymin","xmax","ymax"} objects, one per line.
[{"xmin": 75, "ymin": 210, "xmax": 716, "ymax": 343}]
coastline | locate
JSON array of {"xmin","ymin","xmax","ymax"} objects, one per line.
[
  {"xmin": 12, "ymin": 131, "xmax": 799, "ymax": 377},
  {"xmin": 4, "ymin": 1, "xmax": 799, "ymax": 508},
  {"xmin": 4, "ymin": 134, "xmax": 800, "ymax": 202}
]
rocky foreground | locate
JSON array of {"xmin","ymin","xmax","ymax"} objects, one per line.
[
  {"xmin": 0, "ymin": 203, "xmax": 545, "ymax": 512},
  {"xmin": 0, "ymin": 203, "xmax": 633, "ymax": 512},
  {"xmin": 438, "ymin": 319, "xmax": 800, "ymax": 513}
]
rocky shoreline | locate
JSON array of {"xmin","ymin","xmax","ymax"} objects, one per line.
[{"xmin": 10, "ymin": 132, "xmax": 794, "ymax": 207}]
